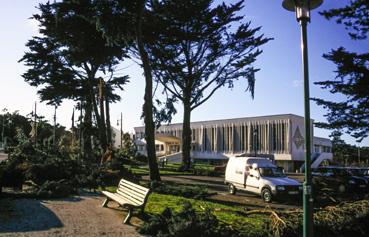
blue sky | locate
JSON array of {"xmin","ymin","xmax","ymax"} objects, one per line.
[{"xmin": 0, "ymin": 0, "xmax": 368, "ymax": 146}]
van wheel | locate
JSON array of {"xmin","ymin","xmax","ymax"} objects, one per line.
[
  {"xmin": 261, "ymin": 188, "xmax": 272, "ymax": 203},
  {"xmin": 228, "ymin": 184, "xmax": 236, "ymax": 195},
  {"xmin": 337, "ymin": 184, "xmax": 346, "ymax": 193}
]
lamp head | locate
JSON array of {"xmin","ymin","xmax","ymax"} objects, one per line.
[
  {"xmin": 282, "ymin": 0, "xmax": 323, "ymax": 22},
  {"xmin": 282, "ymin": 0, "xmax": 323, "ymax": 11}
]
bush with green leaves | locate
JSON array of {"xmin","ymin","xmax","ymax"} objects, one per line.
[{"xmin": 139, "ymin": 202, "xmax": 238, "ymax": 237}]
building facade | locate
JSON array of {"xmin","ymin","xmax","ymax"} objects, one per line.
[{"xmin": 134, "ymin": 114, "xmax": 333, "ymax": 172}]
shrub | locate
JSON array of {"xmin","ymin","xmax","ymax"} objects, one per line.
[{"xmin": 139, "ymin": 202, "xmax": 238, "ymax": 237}]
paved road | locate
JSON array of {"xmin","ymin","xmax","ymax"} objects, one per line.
[{"xmin": 149, "ymin": 174, "xmax": 302, "ymax": 210}]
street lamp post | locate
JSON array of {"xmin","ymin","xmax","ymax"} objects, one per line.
[{"xmin": 282, "ymin": 1, "xmax": 323, "ymax": 237}]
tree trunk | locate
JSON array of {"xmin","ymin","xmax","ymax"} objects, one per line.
[
  {"xmin": 105, "ymin": 95, "xmax": 112, "ymax": 146},
  {"xmin": 92, "ymin": 89, "xmax": 107, "ymax": 152},
  {"xmin": 182, "ymin": 95, "xmax": 192, "ymax": 171},
  {"xmin": 136, "ymin": 0, "xmax": 161, "ymax": 181},
  {"xmin": 98, "ymin": 79, "xmax": 107, "ymax": 151},
  {"xmin": 83, "ymin": 93, "xmax": 93, "ymax": 161}
]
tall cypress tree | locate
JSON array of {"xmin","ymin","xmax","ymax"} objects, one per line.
[
  {"xmin": 146, "ymin": 0, "xmax": 271, "ymax": 170},
  {"xmin": 20, "ymin": 1, "xmax": 128, "ymax": 158},
  {"xmin": 95, "ymin": 0, "xmax": 161, "ymax": 180},
  {"xmin": 313, "ymin": 0, "xmax": 369, "ymax": 142}
]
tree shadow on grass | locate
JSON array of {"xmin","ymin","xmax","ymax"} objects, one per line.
[{"xmin": 0, "ymin": 198, "xmax": 63, "ymax": 233}]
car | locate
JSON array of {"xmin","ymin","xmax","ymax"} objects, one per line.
[
  {"xmin": 225, "ymin": 156, "xmax": 302, "ymax": 202},
  {"xmin": 312, "ymin": 166, "xmax": 367, "ymax": 194}
]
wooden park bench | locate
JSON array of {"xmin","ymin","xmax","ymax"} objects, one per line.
[{"xmin": 101, "ymin": 179, "xmax": 151, "ymax": 224}]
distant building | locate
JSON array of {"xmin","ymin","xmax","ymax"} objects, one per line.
[{"xmin": 134, "ymin": 114, "xmax": 333, "ymax": 172}]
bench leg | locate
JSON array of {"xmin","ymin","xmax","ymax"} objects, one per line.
[
  {"xmin": 102, "ymin": 198, "xmax": 109, "ymax": 207},
  {"xmin": 123, "ymin": 208, "xmax": 132, "ymax": 224}
]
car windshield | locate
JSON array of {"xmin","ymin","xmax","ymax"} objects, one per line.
[{"xmin": 259, "ymin": 167, "xmax": 286, "ymax": 177}]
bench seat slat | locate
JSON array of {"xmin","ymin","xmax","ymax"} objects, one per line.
[{"xmin": 102, "ymin": 191, "xmax": 142, "ymax": 206}]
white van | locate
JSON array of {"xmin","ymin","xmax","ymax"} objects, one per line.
[{"xmin": 225, "ymin": 156, "xmax": 302, "ymax": 202}]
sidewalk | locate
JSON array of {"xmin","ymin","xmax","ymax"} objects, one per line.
[{"xmin": 0, "ymin": 193, "xmax": 142, "ymax": 237}]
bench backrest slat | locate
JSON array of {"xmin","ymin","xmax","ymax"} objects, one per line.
[
  {"xmin": 120, "ymin": 179, "xmax": 149, "ymax": 193},
  {"xmin": 119, "ymin": 182, "xmax": 148, "ymax": 197},
  {"xmin": 117, "ymin": 185, "xmax": 147, "ymax": 203}
]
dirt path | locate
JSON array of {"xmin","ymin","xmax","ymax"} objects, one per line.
[{"xmin": 0, "ymin": 193, "xmax": 142, "ymax": 237}]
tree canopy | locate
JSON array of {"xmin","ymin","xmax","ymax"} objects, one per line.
[
  {"xmin": 20, "ymin": 0, "xmax": 129, "ymax": 157},
  {"xmin": 145, "ymin": 0, "xmax": 271, "ymax": 168},
  {"xmin": 313, "ymin": 0, "xmax": 369, "ymax": 142}
]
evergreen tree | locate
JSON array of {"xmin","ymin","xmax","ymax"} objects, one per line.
[
  {"xmin": 20, "ymin": 1, "xmax": 129, "ymax": 158},
  {"xmin": 146, "ymin": 0, "xmax": 271, "ymax": 169},
  {"xmin": 313, "ymin": 0, "xmax": 369, "ymax": 142},
  {"xmin": 96, "ymin": 0, "xmax": 161, "ymax": 180}
]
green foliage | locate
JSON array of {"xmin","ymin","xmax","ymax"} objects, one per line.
[
  {"xmin": 139, "ymin": 202, "xmax": 238, "ymax": 237},
  {"xmin": 1, "ymin": 136, "xmax": 139, "ymax": 197},
  {"xmin": 0, "ymin": 111, "xmax": 32, "ymax": 147},
  {"xmin": 116, "ymin": 133, "xmax": 138, "ymax": 159},
  {"xmin": 320, "ymin": 0, "xmax": 368, "ymax": 40},
  {"xmin": 314, "ymin": 0, "xmax": 369, "ymax": 142},
  {"xmin": 150, "ymin": 181, "xmax": 211, "ymax": 200}
]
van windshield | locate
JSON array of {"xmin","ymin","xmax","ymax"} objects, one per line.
[{"xmin": 259, "ymin": 167, "xmax": 286, "ymax": 177}]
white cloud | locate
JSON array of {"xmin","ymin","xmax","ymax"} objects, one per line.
[{"xmin": 292, "ymin": 79, "xmax": 303, "ymax": 88}]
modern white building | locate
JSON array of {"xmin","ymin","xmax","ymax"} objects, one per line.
[{"xmin": 134, "ymin": 114, "xmax": 333, "ymax": 172}]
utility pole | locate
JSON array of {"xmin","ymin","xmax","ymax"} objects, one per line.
[
  {"xmin": 53, "ymin": 105, "xmax": 57, "ymax": 148},
  {"xmin": 282, "ymin": 1, "xmax": 323, "ymax": 237},
  {"xmin": 34, "ymin": 102, "xmax": 38, "ymax": 146},
  {"xmin": 120, "ymin": 112, "xmax": 123, "ymax": 149},
  {"xmin": 1, "ymin": 114, "xmax": 4, "ymax": 147}
]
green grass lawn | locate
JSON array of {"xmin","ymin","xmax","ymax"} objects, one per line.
[
  {"xmin": 145, "ymin": 193, "xmax": 268, "ymax": 235},
  {"xmin": 101, "ymin": 185, "xmax": 268, "ymax": 236},
  {"xmin": 125, "ymin": 162, "xmax": 221, "ymax": 176}
]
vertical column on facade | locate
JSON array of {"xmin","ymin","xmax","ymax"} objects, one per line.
[
  {"xmin": 231, "ymin": 123, "xmax": 235, "ymax": 154},
  {"xmin": 200, "ymin": 125, "xmax": 204, "ymax": 152},
  {"xmin": 284, "ymin": 120, "xmax": 287, "ymax": 154},
  {"xmin": 267, "ymin": 121, "xmax": 271, "ymax": 153},
  {"xmin": 261, "ymin": 121, "xmax": 266, "ymax": 154},
  {"xmin": 215, "ymin": 125, "xmax": 218, "ymax": 153},
  {"xmin": 258, "ymin": 122, "xmax": 261, "ymax": 154},
  {"xmin": 224, "ymin": 125, "xmax": 228, "ymax": 153},
  {"xmin": 275, "ymin": 120, "xmax": 279, "ymax": 154},
  {"xmin": 247, "ymin": 122, "xmax": 251, "ymax": 154},
  {"xmin": 278, "ymin": 120, "xmax": 282, "ymax": 153},
  {"xmin": 286, "ymin": 119, "xmax": 292, "ymax": 155},
  {"xmin": 243, "ymin": 122, "xmax": 247, "ymax": 154},
  {"xmin": 277, "ymin": 121, "xmax": 280, "ymax": 154},
  {"xmin": 259, "ymin": 122, "xmax": 262, "ymax": 154},
  {"xmin": 262, "ymin": 122, "xmax": 266, "ymax": 154}
]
